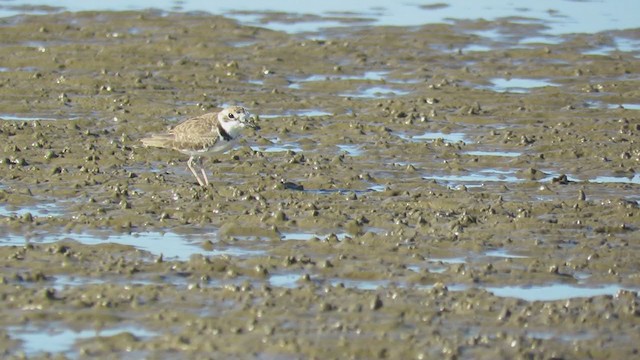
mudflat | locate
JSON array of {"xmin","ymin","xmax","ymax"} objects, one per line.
[{"xmin": 0, "ymin": 11, "xmax": 638, "ymax": 358}]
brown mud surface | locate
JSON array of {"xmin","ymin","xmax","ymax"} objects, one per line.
[{"xmin": 0, "ymin": 11, "xmax": 639, "ymax": 359}]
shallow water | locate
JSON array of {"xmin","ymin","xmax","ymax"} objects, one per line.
[
  {"xmin": 341, "ymin": 86, "xmax": 411, "ymax": 99},
  {"xmin": 423, "ymin": 170, "xmax": 522, "ymax": 185},
  {"xmin": 399, "ymin": 131, "xmax": 467, "ymax": 143},
  {"xmin": 3, "ymin": 0, "xmax": 640, "ymax": 34},
  {"xmin": 487, "ymin": 284, "xmax": 638, "ymax": 302},
  {"xmin": 0, "ymin": 202, "xmax": 63, "ymax": 217},
  {"xmin": 0, "ymin": 1, "xmax": 639, "ymax": 358},
  {"xmin": 486, "ymin": 78, "xmax": 555, "ymax": 93},
  {"xmin": 0, "ymin": 114, "xmax": 60, "ymax": 121},
  {"xmin": 462, "ymin": 150, "xmax": 522, "ymax": 157},
  {"xmin": 259, "ymin": 109, "xmax": 333, "ymax": 118},
  {"xmin": 336, "ymin": 144, "xmax": 363, "ymax": 156},
  {"xmin": 10, "ymin": 325, "xmax": 156, "ymax": 357}
]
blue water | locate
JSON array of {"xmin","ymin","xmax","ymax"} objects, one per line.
[
  {"xmin": 487, "ymin": 283, "xmax": 636, "ymax": 301},
  {"xmin": 487, "ymin": 78, "xmax": 556, "ymax": 93},
  {"xmin": 1, "ymin": 231, "xmax": 265, "ymax": 260},
  {"xmin": 9, "ymin": 325, "xmax": 156, "ymax": 357},
  {"xmin": 1, "ymin": 0, "xmax": 638, "ymax": 35}
]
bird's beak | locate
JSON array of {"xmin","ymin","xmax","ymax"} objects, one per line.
[{"xmin": 245, "ymin": 114, "xmax": 260, "ymax": 130}]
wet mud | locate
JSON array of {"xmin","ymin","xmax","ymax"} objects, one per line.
[{"xmin": 0, "ymin": 10, "xmax": 639, "ymax": 359}]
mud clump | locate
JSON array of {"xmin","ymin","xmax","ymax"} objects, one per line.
[{"xmin": 0, "ymin": 10, "xmax": 639, "ymax": 359}]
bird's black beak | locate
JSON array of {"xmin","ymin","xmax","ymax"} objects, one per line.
[{"xmin": 246, "ymin": 115, "xmax": 260, "ymax": 130}]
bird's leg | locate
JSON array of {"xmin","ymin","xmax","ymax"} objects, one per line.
[
  {"xmin": 197, "ymin": 157, "xmax": 210, "ymax": 186},
  {"xmin": 187, "ymin": 155, "xmax": 206, "ymax": 187},
  {"xmin": 200, "ymin": 168, "xmax": 209, "ymax": 186}
]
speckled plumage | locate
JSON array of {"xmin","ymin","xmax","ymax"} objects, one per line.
[{"xmin": 141, "ymin": 106, "xmax": 256, "ymax": 186}]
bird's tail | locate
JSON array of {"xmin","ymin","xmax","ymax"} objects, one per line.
[{"xmin": 140, "ymin": 134, "xmax": 172, "ymax": 148}]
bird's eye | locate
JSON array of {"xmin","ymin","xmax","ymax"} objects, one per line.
[{"xmin": 228, "ymin": 113, "xmax": 235, "ymax": 119}]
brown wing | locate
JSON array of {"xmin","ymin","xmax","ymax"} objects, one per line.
[
  {"xmin": 142, "ymin": 112, "xmax": 221, "ymax": 153},
  {"xmin": 170, "ymin": 113, "xmax": 214, "ymax": 137}
]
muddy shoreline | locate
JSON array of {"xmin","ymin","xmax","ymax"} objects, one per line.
[{"xmin": 0, "ymin": 10, "xmax": 639, "ymax": 358}]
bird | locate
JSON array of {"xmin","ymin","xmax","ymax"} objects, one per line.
[{"xmin": 141, "ymin": 106, "xmax": 257, "ymax": 187}]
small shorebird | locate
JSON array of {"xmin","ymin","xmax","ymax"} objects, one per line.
[{"xmin": 141, "ymin": 106, "xmax": 257, "ymax": 186}]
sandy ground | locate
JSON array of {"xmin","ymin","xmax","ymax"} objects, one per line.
[{"xmin": 0, "ymin": 11, "xmax": 639, "ymax": 359}]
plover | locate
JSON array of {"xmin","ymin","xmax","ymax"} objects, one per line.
[{"xmin": 141, "ymin": 106, "xmax": 257, "ymax": 187}]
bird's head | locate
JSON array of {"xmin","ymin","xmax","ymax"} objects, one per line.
[{"xmin": 218, "ymin": 106, "xmax": 259, "ymax": 130}]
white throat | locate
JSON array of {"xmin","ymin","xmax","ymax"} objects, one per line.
[{"xmin": 219, "ymin": 120, "xmax": 244, "ymax": 139}]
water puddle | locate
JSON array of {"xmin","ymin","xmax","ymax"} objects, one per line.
[
  {"xmin": 294, "ymin": 71, "xmax": 389, "ymax": 83},
  {"xmin": 583, "ymin": 37, "xmax": 640, "ymax": 56},
  {"xmin": 1, "ymin": 231, "xmax": 266, "ymax": 261},
  {"xmin": 540, "ymin": 172, "xmax": 640, "ymax": 185},
  {"xmin": 329, "ymin": 278, "xmax": 390, "ymax": 290},
  {"xmin": 423, "ymin": 169, "xmax": 638, "ymax": 187},
  {"xmin": 527, "ymin": 330, "xmax": 593, "ymax": 342},
  {"xmin": 268, "ymin": 272, "xmax": 391, "ymax": 290},
  {"xmin": 429, "ymin": 257, "xmax": 467, "ymax": 265},
  {"xmin": 268, "ymin": 273, "xmax": 301, "ymax": 288},
  {"xmin": 0, "ymin": 202, "xmax": 64, "ymax": 217},
  {"xmin": 49, "ymin": 275, "xmax": 155, "ymax": 291},
  {"xmin": 289, "ymin": 70, "xmax": 422, "ymax": 89},
  {"xmin": 484, "ymin": 249, "xmax": 529, "ymax": 259},
  {"xmin": 426, "ymin": 266, "xmax": 447, "ymax": 274},
  {"xmin": 604, "ymin": 104, "xmax": 640, "ymax": 110},
  {"xmin": 251, "ymin": 143, "xmax": 304, "ymax": 153},
  {"xmin": 208, "ymin": 246, "xmax": 266, "ymax": 258},
  {"xmin": 462, "ymin": 150, "xmax": 521, "ymax": 157},
  {"xmin": 415, "ymin": 283, "xmax": 470, "ymax": 292},
  {"xmin": 48, "ymin": 273, "xmax": 258, "ymax": 291},
  {"xmin": 423, "ymin": 169, "xmax": 521, "ymax": 185},
  {"xmin": 588, "ymin": 101, "xmax": 640, "ymax": 111},
  {"xmin": 250, "ymin": 136, "xmax": 304, "ymax": 153},
  {"xmin": 259, "ymin": 109, "xmax": 332, "ymax": 118},
  {"xmin": 612, "ymin": 103, "xmax": 640, "ymax": 110},
  {"xmin": 295, "ymin": 109, "xmax": 333, "ymax": 117},
  {"xmin": 303, "ymin": 185, "xmax": 385, "ymax": 195},
  {"xmin": 400, "ymin": 131, "xmax": 467, "ymax": 143},
  {"xmin": 540, "ymin": 172, "xmax": 638, "ymax": 185},
  {"xmin": 582, "ymin": 46, "xmax": 616, "ymax": 56},
  {"xmin": 51, "ymin": 275, "xmax": 111, "ymax": 290},
  {"xmin": 280, "ymin": 231, "xmax": 350, "ymax": 241},
  {"xmin": 487, "ymin": 283, "xmax": 638, "ymax": 301},
  {"xmin": 426, "ymin": 257, "xmax": 465, "ymax": 274},
  {"xmin": 340, "ymin": 86, "xmax": 410, "ymax": 98},
  {"xmin": 419, "ymin": 274, "xmax": 638, "ymax": 302},
  {"xmin": 336, "ymin": 144, "xmax": 363, "ymax": 156},
  {"xmin": 52, "ymin": 275, "xmax": 104, "ymax": 289},
  {"xmin": 247, "ymin": 79, "xmax": 264, "ymax": 86},
  {"xmin": 614, "ymin": 37, "xmax": 640, "ymax": 53},
  {"xmin": 0, "ymin": 114, "xmax": 59, "ymax": 121},
  {"xmin": 9, "ymin": 324, "xmax": 156, "ymax": 357},
  {"xmin": 427, "ymin": 249, "xmax": 528, "ymax": 268},
  {"xmin": 226, "ymin": 13, "xmax": 362, "ymax": 34},
  {"xmin": 470, "ymin": 28, "xmax": 506, "ymax": 42},
  {"xmin": 590, "ymin": 174, "xmax": 640, "ymax": 185},
  {"xmin": 437, "ymin": 44, "xmax": 492, "ymax": 53},
  {"xmin": 486, "ymin": 78, "xmax": 555, "ymax": 93},
  {"xmin": 228, "ymin": 40, "xmax": 258, "ymax": 48},
  {"xmin": 268, "ymin": 266, "xmax": 638, "ymax": 301},
  {"xmin": 368, "ymin": 184, "xmax": 386, "ymax": 192}
]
